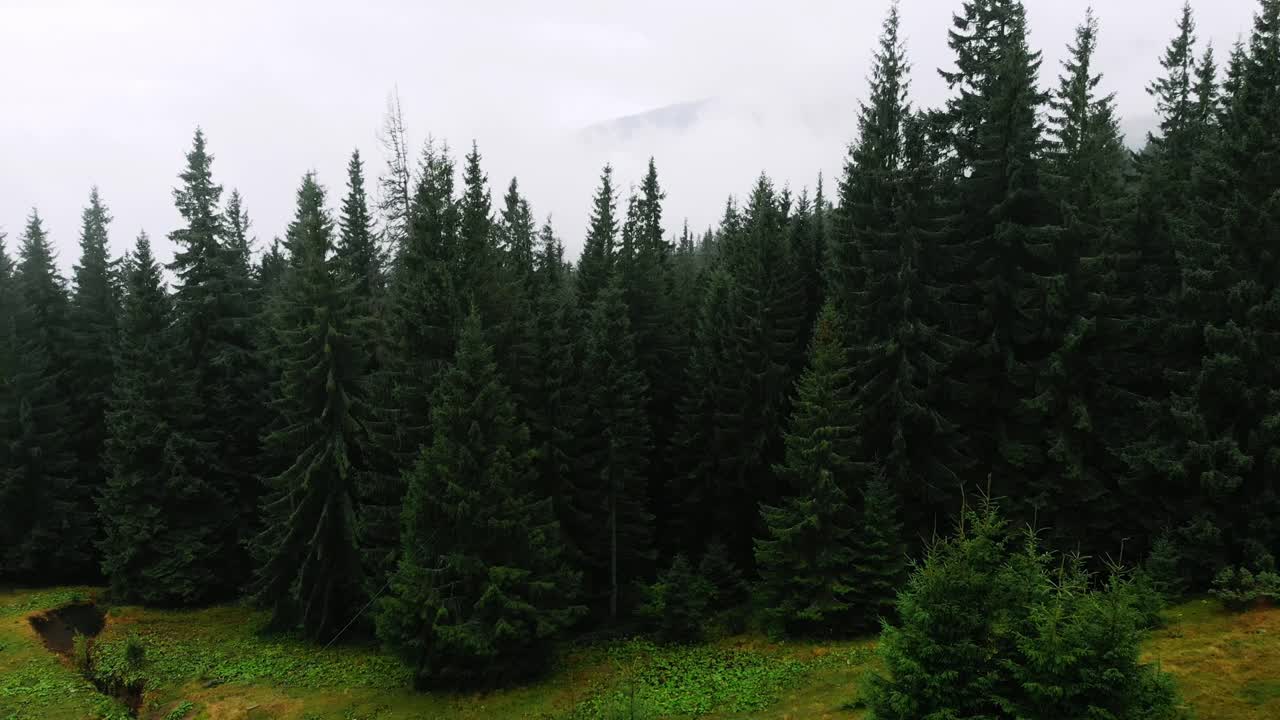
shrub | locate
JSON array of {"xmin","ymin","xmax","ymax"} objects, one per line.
[
  {"xmin": 1210, "ymin": 566, "xmax": 1280, "ymax": 611},
  {"xmin": 123, "ymin": 631, "xmax": 147, "ymax": 669},
  {"xmin": 865, "ymin": 499, "xmax": 1187, "ymax": 720},
  {"xmin": 71, "ymin": 633, "xmax": 93, "ymax": 674},
  {"xmin": 639, "ymin": 554, "xmax": 713, "ymax": 643}
]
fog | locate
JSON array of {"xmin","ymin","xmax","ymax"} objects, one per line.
[{"xmin": 0, "ymin": 0, "xmax": 1260, "ymax": 268}]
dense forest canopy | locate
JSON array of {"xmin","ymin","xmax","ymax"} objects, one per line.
[{"xmin": 2, "ymin": 0, "xmax": 1280, "ymax": 705}]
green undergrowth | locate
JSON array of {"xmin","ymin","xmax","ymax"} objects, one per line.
[
  {"xmin": 5, "ymin": 588, "xmax": 1280, "ymax": 719},
  {"xmin": 567, "ymin": 638, "xmax": 874, "ymax": 719},
  {"xmin": 91, "ymin": 603, "xmax": 412, "ymax": 692}
]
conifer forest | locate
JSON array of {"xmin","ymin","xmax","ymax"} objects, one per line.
[{"xmin": 4, "ymin": 1, "xmax": 1280, "ymax": 718}]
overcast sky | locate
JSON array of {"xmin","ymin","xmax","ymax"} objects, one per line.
[{"xmin": 0, "ymin": 0, "xmax": 1261, "ymax": 271}]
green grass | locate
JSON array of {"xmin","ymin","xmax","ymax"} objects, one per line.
[
  {"xmin": 3, "ymin": 587, "xmax": 1278, "ymax": 719},
  {"xmin": 0, "ymin": 587, "xmax": 132, "ymax": 720}
]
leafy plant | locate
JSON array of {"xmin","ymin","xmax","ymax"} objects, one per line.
[
  {"xmin": 163, "ymin": 700, "xmax": 196, "ymax": 720},
  {"xmin": 123, "ymin": 631, "xmax": 146, "ymax": 670},
  {"xmin": 71, "ymin": 633, "xmax": 93, "ymax": 674}
]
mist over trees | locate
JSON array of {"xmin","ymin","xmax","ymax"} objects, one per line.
[{"xmin": 2, "ymin": 0, "xmax": 1278, "ymax": 706}]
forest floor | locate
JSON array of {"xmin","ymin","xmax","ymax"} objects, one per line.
[{"xmin": 1, "ymin": 587, "xmax": 1276, "ymax": 720}]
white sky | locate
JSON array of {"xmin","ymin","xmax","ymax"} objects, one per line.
[{"xmin": 0, "ymin": 0, "xmax": 1260, "ymax": 270}]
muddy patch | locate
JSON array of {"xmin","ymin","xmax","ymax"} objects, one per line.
[
  {"xmin": 29, "ymin": 602, "xmax": 105, "ymax": 654},
  {"xmin": 29, "ymin": 602, "xmax": 143, "ymax": 717}
]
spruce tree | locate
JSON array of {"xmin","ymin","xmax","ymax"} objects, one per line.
[
  {"xmin": 571, "ymin": 277, "xmax": 655, "ymax": 620},
  {"xmin": 576, "ymin": 165, "xmax": 618, "ymax": 310},
  {"xmin": 836, "ymin": 4, "xmax": 967, "ymax": 541},
  {"xmin": 525, "ymin": 222, "xmax": 583, "ymax": 542},
  {"xmin": 1170, "ymin": 0, "xmax": 1280, "ymax": 579},
  {"xmin": 499, "ymin": 177, "xmax": 537, "ymax": 290},
  {"xmin": 336, "ymin": 149, "xmax": 385, "ymax": 299},
  {"xmin": 678, "ymin": 177, "xmax": 806, "ymax": 568},
  {"xmin": 852, "ymin": 474, "xmax": 908, "ymax": 629},
  {"xmin": 377, "ymin": 311, "xmax": 582, "ymax": 688},
  {"xmin": 867, "ymin": 500, "xmax": 1183, "ymax": 720},
  {"xmin": 167, "ymin": 129, "xmax": 265, "ymax": 590},
  {"xmin": 252, "ymin": 173, "xmax": 374, "ymax": 641},
  {"xmin": 617, "ymin": 159, "xmax": 682, "ymax": 563},
  {"xmin": 0, "ymin": 213, "xmax": 86, "ymax": 581},
  {"xmin": 364, "ymin": 140, "xmax": 461, "ymax": 590},
  {"xmin": 67, "ymin": 187, "xmax": 119, "ymax": 571},
  {"xmin": 937, "ymin": 0, "xmax": 1059, "ymax": 520},
  {"xmin": 1118, "ymin": 4, "xmax": 1216, "ymax": 566},
  {"xmin": 1034, "ymin": 9, "xmax": 1135, "ymax": 556},
  {"xmin": 755, "ymin": 303, "xmax": 864, "ymax": 636},
  {"xmin": 0, "ymin": 232, "xmax": 16, "ymax": 503},
  {"xmin": 639, "ymin": 554, "xmax": 713, "ymax": 643},
  {"xmin": 98, "ymin": 233, "xmax": 224, "ymax": 604}
]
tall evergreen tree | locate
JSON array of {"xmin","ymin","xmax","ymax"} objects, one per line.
[
  {"xmin": 677, "ymin": 177, "xmax": 806, "ymax": 569},
  {"xmin": 617, "ymin": 159, "xmax": 682, "ymax": 563},
  {"xmin": 499, "ymin": 177, "xmax": 537, "ymax": 289},
  {"xmin": 377, "ymin": 311, "xmax": 582, "ymax": 687},
  {"xmin": 1, "ymin": 213, "xmax": 89, "ymax": 581},
  {"xmin": 365, "ymin": 140, "xmax": 460, "ymax": 589},
  {"xmin": 336, "ymin": 149, "xmax": 385, "ymax": 300},
  {"xmin": 570, "ymin": 277, "xmax": 654, "ymax": 620},
  {"xmin": 576, "ymin": 165, "xmax": 618, "ymax": 310},
  {"xmin": 755, "ymin": 303, "xmax": 865, "ymax": 636},
  {"xmin": 835, "ymin": 4, "xmax": 967, "ymax": 541},
  {"xmin": 525, "ymin": 222, "xmax": 583, "ymax": 545},
  {"xmin": 937, "ymin": 0, "xmax": 1059, "ymax": 519},
  {"xmin": 1032, "ymin": 9, "xmax": 1135, "ymax": 556},
  {"xmin": 167, "ymin": 129, "xmax": 266, "ymax": 590},
  {"xmin": 67, "ymin": 187, "xmax": 119, "ymax": 569},
  {"xmin": 98, "ymin": 233, "xmax": 224, "ymax": 604},
  {"xmin": 252, "ymin": 173, "xmax": 374, "ymax": 641}
]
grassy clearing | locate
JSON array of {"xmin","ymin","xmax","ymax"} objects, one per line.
[
  {"xmin": 1142, "ymin": 598, "xmax": 1280, "ymax": 720},
  {"xmin": 2, "ymin": 587, "xmax": 1277, "ymax": 719}
]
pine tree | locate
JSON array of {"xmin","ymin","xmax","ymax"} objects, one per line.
[
  {"xmin": 835, "ymin": 4, "xmax": 967, "ymax": 541},
  {"xmin": 852, "ymin": 474, "xmax": 908, "ymax": 630},
  {"xmin": 336, "ymin": 149, "xmax": 385, "ymax": 300},
  {"xmin": 1169, "ymin": 0, "xmax": 1280, "ymax": 580},
  {"xmin": 866, "ymin": 500, "xmax": 1183, "ymax": 720},
  {"xmin": 617, "ymin": 159, "xmax": 681, "ymax": 565},
  {"xmin": 98, "ymin": 233, "xmax": 225, "ymax": 604},
  {"xmin": 1118, "ymin": 3, "xmax": 1218, "ymax": 568},
  {"xmin": 937, "ymin": 0, "xmax": 1059, "ymax": 520},
  {"xmin": 377, "ymin": 311, "xmax": 582, "ymax": 688},
  {"xmin": 639, "ymin": 554, "xmax": 713, "ymax": 643},
  {"xmin": 755, "ymin": 304, "xmax": 864, "ymax": 636},
  {"xmin": 677, "ymin": 178, "xmax": 807, "ymax": 570},
  {"xmin": 0, "ymin": 232, "xmax": 17, "ymax": 506},
  {"xmin": 2, "ymin": 213, "xmax": 85, "ymax": 581},
  {"xmin": 257, "ymin": 237, "xmax": 287, "ymax": 295},
  {"xmin": 576, "ymin": 165, "xmax": 618, "ymax": 310},
  {"xmin": 167, "ymin": 128, "xmax": 266, "ymax": 590},
  {"xmin": 571, "ymin": 277, "xmax": 655, "ymax": 620},
  {"xmin": 1033, "ymin": 9, "xmax": 1135, "ymax": 556},
  {"xmin": 499, "ymin": 177, "xmax": 537, "ymax": 290},
  {"xmin": 365, "ymin": 140, "xmax": 461, "ymax": 590},
  {"xmin": 525, "ymin": 222, "xmax": 583, "ymax": 543},
  {"xmin": 66, "ymin": 187, "xmax": 119, "ymax": 572},
  {"xmin": 252, "ymin": 173, "xmax": 374, "ymax": 641}
]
